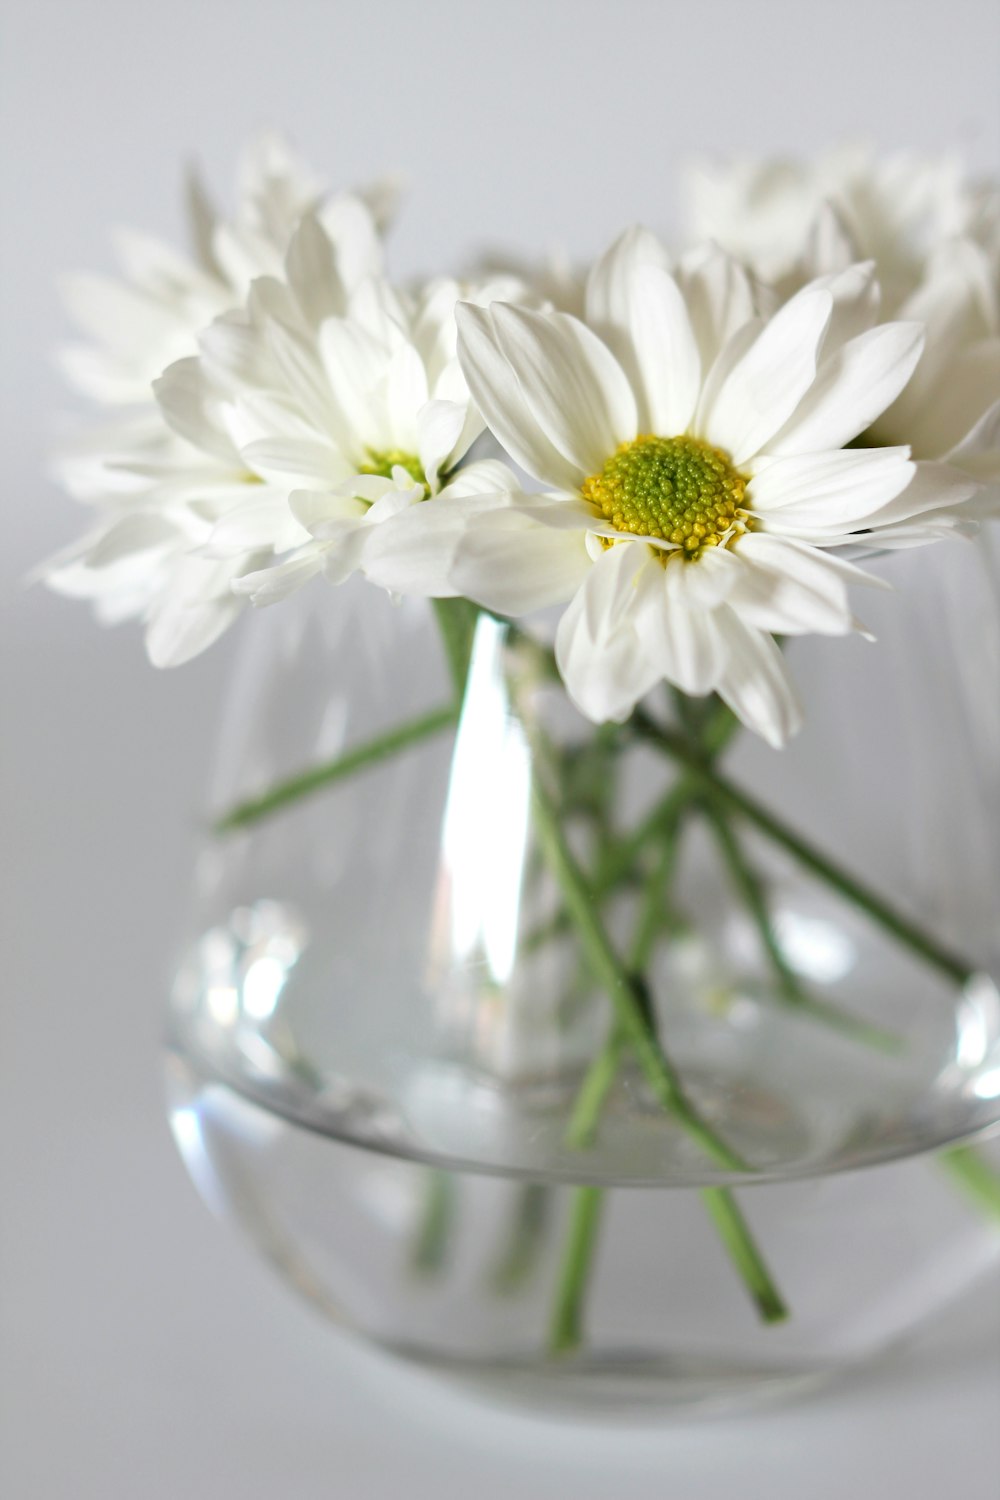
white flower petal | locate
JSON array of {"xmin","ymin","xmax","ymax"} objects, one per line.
[
  {"xmin": 724, "ymin": 533, "xmax": 864, "ymax": 635},
  {"xmin": 585, "ymin": 230, "xmax": 701, "ymax": 432},
  {"xmin": 232, "ymin": 549, "xmax": 326, "ymax": 605},
  {"xmin": 439, "ymin": 458, "xmax": 520, "ymax": 498},
  {"xmin": 452, "ymin": 507, "xmax": 594, "ymax": 615},
  {"xmin": 490, "ymin": 303, "xmax": 637, "ymax": 474},
  {"xmin": 288, "ymin": 489, "xmax": 367, "ymax": 532},
  {"xmin": 264, "ymin": 315, "xmax": 345, "ymax": 442},
  {"xmin": 676, "ymin": 245, "xmax": 756, "ymax": 372},
  {"xmin": 803, "ymin": 201, "xmax": 857, "ymax": 280},
  {"xmin": 555, "ymin": 543, "xmax": 661, "ymax": 723},
  {"xmin": 620, "ymin": 265, "xmax": 703, "ymax": 434},
  {"xmin": 806, "ymin": 261, "xmax": 881, "ymax": 350},
  {"xmin": 749, "ymin": 447, "xmax": 915, "ymax": 531},
  {"xmin": 768, "ymin": 321, "xmax": 925, "ymax": 456},
  {"xmin": 317, "ymin": 317, "xmax": 390, "ymax": 456},
  {"xmin": 205, "ymin": 496, "xmax": 309, "ymax": 556},
  {"xmin": 153, "ymin": 358, "xmax": 240, "ymax": 464},
  {"xmin": 903, "ymin": 341, "xmax": 1000, "ymax": 461},
  {"xmin": 384, "ymin": 342, "xmax": 429, "ymax": 452},
  {"xmin": 713, "ymin": 611, "xmax": 803, "ymax": 747},
  {"xmin": 635, "ymin": 561, "xmax": 729, "ymax": 695},
  {"xmin": 861, "ymin": 460, "xmax": 979, "ymax": 531},
  {"xmin": 241, "ymin": 436, "xmax": 351, "ymax": 486},
  {"xmin": 946, "ymin": 396, "xmax": 1000, "ymax": 471},
  {"xmin": 360, "ymin": 491, "xmax": 503, "ymax": 600},
  {"xmin": 701, "ymin": 286, "xmax": 834, "ymax": 463},
  {"xmin": 315, "ymin": 194, "xmax": 384, "ymax": 295},
  {"xmin": 84, "ymin": 512, "xmax": 181, "ymax": 567},
  {"xmin": 585, "ymin": 225, "xmax": 672, "ymax": 329},
  {"xmin": 417, "ymin": 399, "xmax": 469, "ymax": 490},
  {"xmin": 284, "ymin": 212, "xmax": 348, "ymax": 326},
  {"xmin": 660, "ymin": 544, "xmax": 744, "ymax": 609},
  {"xmin": 456, "ymin": 303, "xmax": 587, "ymax": 491},
  {"xmin": 367, "ymin": 482, "xmax": 424, "ymax": 524},
  {"xmin": 146, "ymin": 585, "xmax": 245, "ymax": 667},
  {"xmin": 693, "ymin": 319, "xmax": 762, "ymax": 438}
]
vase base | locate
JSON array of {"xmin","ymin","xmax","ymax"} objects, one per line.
[{"xmin": 378, "ymin": 1340, "xmax": 840, "ymax": 1420}]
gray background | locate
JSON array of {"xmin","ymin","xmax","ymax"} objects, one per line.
[{"xmin": 2, "ymin": 1, "xmax": 999, "ymax": 1495}]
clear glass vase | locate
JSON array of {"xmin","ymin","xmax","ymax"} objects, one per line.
[{"xmin": 165, "ymin": 528, "xmax": 1000, "ymax": 1415}]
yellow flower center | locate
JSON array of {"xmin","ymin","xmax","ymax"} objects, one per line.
[
  {"xmin": 359, "ymin": 448, "xmax": 426, "ymax": 486},
  {"xmin": 581, "ymin": 434, "xmax": 751, "ymax": 559}
]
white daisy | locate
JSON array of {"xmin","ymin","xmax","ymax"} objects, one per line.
[
  {"xmin": 46, "ymin": 354, "xmax": 281, "ymax": 665},
  {"xmin": 375, "ymin": 230, "xmax": 979, "ymax": 745},
  {"xmin": 681, "ymin": 149, "xmax": 1000, "ymax": 486},
  {"xmin": 46, "ymin": 138, "xmax": 399, "ymax": 658},
  {"xmin": 201, "ymin": 232, "xmax": 525, "ymax": 606},
  {"xmin": 58, "ymin": 132, "xmax": 391, "ymax": 408},
  {"xmin": 872, "ymin": 238, "xmax": 1000, "ymax": 490},
  {"xmin": 48, "ymin": 209, "xmax": 522, "ymax": 656},
  {"xmin": 682, "ymin": 145, "xmax": 998, "ymax": 309}
]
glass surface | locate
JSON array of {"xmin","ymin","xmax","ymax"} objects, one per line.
[{"xmin": 166, "ymin": 527, "xmax": 1000, "ymax": 1409}]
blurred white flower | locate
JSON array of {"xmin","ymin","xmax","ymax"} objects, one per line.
[
  {"xmin": 46, "ymin": 142, "xmax": 402, "ymax": 664},
  {"xmin": 45, "ymin": 355, "xmax": 281, "ymax": 665},
  {"xmin": 872, "ymin": 238, "xmax": 1000, "ymax": 487},
  {"xmin": 681, "ymin": 146, "xmax": 1000, "ymax": 488},
  {"xmin": 682, "ymin": 145, "xmax": 996, "ymax": 307},
  {"xmin": 374, "ymin": 230, "xmax": 979, "ymax": 745},
  {"xmin": 58, "ymin": 133, "xmax": 393, "ymax": 407}
]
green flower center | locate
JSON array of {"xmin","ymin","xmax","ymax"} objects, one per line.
[
  {"xmin": 581, "ymin": 434, "xmax": 751, "ymax": 559},
  {"xmin": 359, "ymin": 448, "xmax": 427, "ymax": 487}
]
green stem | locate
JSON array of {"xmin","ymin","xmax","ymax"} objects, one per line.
[
  {"xmin": 537, "ymin": 768, "xmax": 792, "ymax": 1353},
  {"xmin": 565, "ymin": 801, "xmax": 688, "ymax": 1155},
  {"xmin": 701, "ymin": 1187, "xmax": 788, "ymax": 1323},
  {"xmin": 630, "ymin": 801, "xmax": 687, "ymax": 975},
  {"xmin": 548, "ymin": 1186, "xmax": 605, "ymax": 1354},
  {"xmin": 595, "ymin": 779, "xmax": 693, "ymax": 893},
  {"xmin": 940, "ymin": 1146, "xmax": 1000, "ymax": 1223},
  {"xmin": 432, "ymin": 597, "xmax": 480, "ymax": 702},
  {"xmin": 633, "ymin": 714, "xmax": 977, "ymax": 989},
  {"xmin": 531, "ymin": 776, "xmax": 750, "ymax": 1175},
  {"xmin": 409, "ymin": 1169, "xmax": 456, "ymax": 1276},
  {"xmin": 700, "ymin": 796, "xmax": 901, "ymax": 1053},
  {"xmin": 566, "ymin": 1031, "xmax": 626, "ymax": 1150},
  {"xmin": 214, "ymin": 704, "xmax": 457, "ymax": 833},
  {"xmin": 489, "ymin": 1184, "xmax": 553, "ymax": 1294}
]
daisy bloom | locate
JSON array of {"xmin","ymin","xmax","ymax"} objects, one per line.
[
  {"xmin": 377, "ymin": 229, "xmax": 979, "ymax": 745},
  {"xmin": 58, "ymin": 132, "xmax": 392, "ymax": 408},
  {"xmin": 871, "ymin": 237, "xmax": 1000, "ymax": 491},
  {"xmin": 203, "ymin": 232, "xmax": 527, "ymax": 608},
  {"xmin": 46, "ymin": 142, "xmax": 399, "ymax": 661},
  {"xmin": 47, "ymin": 208, "xmax": 523, "ymax": 659},
  {"xmin": 45, "ymin": 352, "xmax": 284, "ymax": 665},
  {"xmin": 681, "ymin": 149, "xmax": 1000, "ymax": 484},
  {"xmin": 681, "ymin": 145, "xmax": 998, "ymax": 309}
]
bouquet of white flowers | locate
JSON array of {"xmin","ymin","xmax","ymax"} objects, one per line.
[{"xmin": 45, "ymin": 136, "xmax": 1000, "ymax": 1407}]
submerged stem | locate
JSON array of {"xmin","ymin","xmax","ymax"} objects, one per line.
[
  {"xmin": 531, "ymin": 776, "xmax": 749, "ymax": 1175},
  {"xmin": 701, "ymin": 1188, "xmax": 788, "ymax": 1323},
  {"xmin": 489, "ymin": 1183, "xmax": 554, "ymax": 1294},
  {"xmin": 409, "ymin": 1169, "xmax": 456, "ymax": 1276},
  {"xmin": 940, "ymin": 1146, "xmax": 1000, "ymax": 1223},
  {"xmin": 548, "ymin": 1186, "xmax": 605, "ymax": 1355},
  {"xmin": 700, "ymin": 796, "xmax": 901, "ymax": 1053},
  {"xmin": 634, "ymin": 714, "xmax": 977, "ymax": 989},
  {"xmin": 566, "ymin": 1031, "xmax": 626, "ymax": 1151}
]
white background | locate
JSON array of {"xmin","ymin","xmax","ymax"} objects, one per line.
[{"xmin": 2, "ymin": 1, "xmax": 999, "ymax": 1494}]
